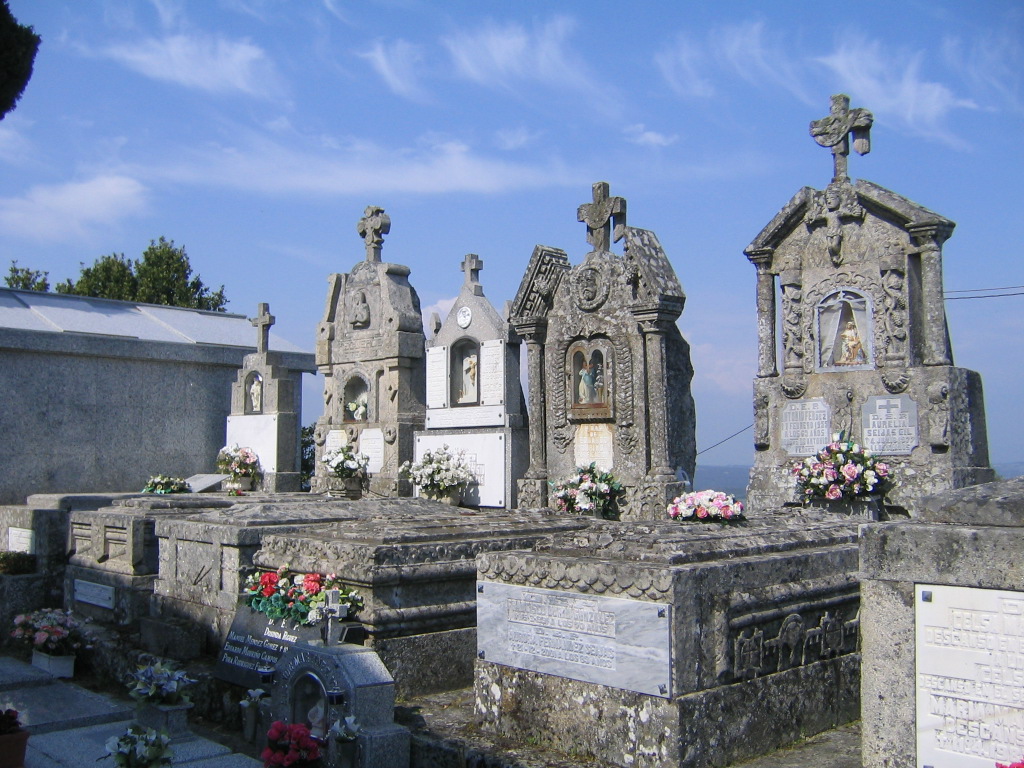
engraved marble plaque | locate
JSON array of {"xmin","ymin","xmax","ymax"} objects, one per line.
[
  {"xmin": 426, "ymin": 405, "xmax": 505, "ymax": 429},
  {"xmin": 477, "ymin": 581, "xmax": 672, "ymax": 697},
  {"xmin": 415, "ymin": 432, "xmax": 506, "ymax": 506},
  {"xmin": 359, "ymin": 428, "xmax": 385, "ymax": 474},
  {"xmin": 916, "ymin": 584, "xmax": 1024, "ymax": 767},
  {"xmin": 862, "ymin": 395, "xmax": 918, "ymax": 455},
  {"xmin": 479, "ymin": 340, "xmax": 505, "ymax": 406},
  {"xmin": 324, "ymin": 429, "xmax": 347, "ymax": 453},
  {"xmin": 426, "ymin": 345, "xmax": 448, "ymax": 409},
  {"xmin": 7, "ymin": 527, "xmax": 34, "ymax": 554},
  {"xmin": 574, "ymin": 423, "xmax": 614, "ymax": 470},
  {"xmin": 75, "ymin": 579, "xmax": 115, "ymax": 609},
  {"xmin": 781, "ymin": 398, "xmax": 831, "ymax": 456}
]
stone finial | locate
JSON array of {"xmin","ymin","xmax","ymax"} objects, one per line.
[
  {"xmin": 251, "ymin": 302, "xmax": 275, "ymax": 353},
  {"xmin": 810, "ymin": 94, "xmax": 873, "ymax": 182},
  {"xmin": 577, "ymin": 182, "xmax": 627, "ymax": 253},
  {"xmin": 461, "ymin": 253, "xmax": 484, "ymax": 296},
  {"xmin": 356, "ymin": 205, "xmax": 391, "ymax": 262}
]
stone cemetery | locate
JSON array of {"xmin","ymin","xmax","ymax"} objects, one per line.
[{"xmin": 0, "ymin": 94, "xmax": 1019, "ymax": 768}]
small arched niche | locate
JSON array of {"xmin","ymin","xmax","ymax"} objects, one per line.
[
  {"xmin": 816, "ymin": 289, "xmax": 873, "ymax": 371},
  {"xmin": 450, "ymin": 338, "xmax": 480, "ymax": 407},
  {"xmin": 245, "ymin": 372, "xmax": 263, "ymax": 414},
  {"xmin": 343, "ymin": 375, "xmax": 370, "ymax": 422},
  {"xmin": 568, "ymin": 340, "xmax": 613, "ymax": 420},
  {"xmin": 291, "ymin": 672, "xmax": 329, "ymax": 740}
]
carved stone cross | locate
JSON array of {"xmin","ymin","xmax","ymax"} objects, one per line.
[
  {"xmin": 577, "ymin": 181, "xmax": 627, "ymax": 252},
  {"xmin": 356, "ymin": 205, "xmax": 391, "ymax": 262},
  {"xmin": 810, "ymin": 94, "xmax": 873, "ymax": 182},
  {"xmin": 461, "ymin": 253, "xmax": 483, "ymax": 290},
  {"xmin": 251, "ymin": 302, "xmax": 274, "ymax": 353}
]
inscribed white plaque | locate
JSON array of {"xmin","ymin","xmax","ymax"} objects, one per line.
[
  {"xmin": 862, "ymin": 395, "xmax": 918, "ymax": 455},
  {"xmin": 780, "ymin": 399, "xmax": 831, "ymax": 456},
  {"xmin": 75, "ymin": 579, "xmax": 115, "ymax": 609},
  {"xmin": 479, "ymin": 340, "xmax": 505, "ymax": 406},
  {"xmin": 426, "ymin": 346, "xmax": 448, "ymax": 409},
  {"xmin": 414, "ymin": 432, "xmax": 506, "ymax": 506},
  {"xmin": 477, "ymin": 581, "xmax": 672, "ymax": 697},
  {"xmin": 324, "ymin": 429, "xmax": 347, "ymax": 453},
  {"xmin": 574, "ymin": 423, "xmax": 614, "ymax": 470},
  {"xmin": 916, "ymin": 584, "xmax": 1024, "ymax": 767},
  {"xmin": 226, "ymin": 414, "xmax": 280, "ymax": 472},
  {"xmin": 426, "ymin": 405, "xmax": 505, "ymax": 429},
  {"xmin": 7, "ymin": 527, "xmax": 34, "ymax": 554},
  {"xmin": 359, "ymin": 429, "xmax": 385, "ymax": 474}
]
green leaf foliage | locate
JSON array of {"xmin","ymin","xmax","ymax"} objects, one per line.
[
  {"xmin": 5, "ymin": 260, "xmax": 49, "ymax": 291},
  {"xmin": 0, "ymin": 0, "xmax": 40, "ymax": 121}
]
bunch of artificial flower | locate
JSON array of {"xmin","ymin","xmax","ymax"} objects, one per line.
[
  {"xmin": 103, "ymin": 726, "xmax": 173, "ymax": 768},
  {"xmin": 400, "ymin": 445, "xmax": 474, "ymax": 496},
  {"xmin": 262, "ymin": 721, "xmax": 322, "ymax": 768},
  {"xmin": 551, "ymin": 463, "xmax": 623, "ymax": 519},
  {"xmin": 126, "ymin": 659, "xmax": 196, "ymax": 705},
  {"xmin": 667, "ymin": 490, "xmax": 745, "ymax": 522},
  {"xmin": 216, "ymin": 444, "xmax": 261, "ymax": 480},
  {"xmin": 322, "ymin": 444, "xmax": 370, "ymax": 479},
  {"xmin": 142, "ymin": 475, "xmax": 190, "ymax": 494},
  {"xmin": 346, "ymin": 392, "xmax": 368, "ymax": 421},
  {"xmin": 10, "ymin": 609, "xmax": 90, "ymax": 655},
  {"xmin": 243, "ymin": 567, "xmax": 363, "ymax": 626},
  {"xmin": 792, "ymin": 433, "xmax": 892, "ymax": 501}
]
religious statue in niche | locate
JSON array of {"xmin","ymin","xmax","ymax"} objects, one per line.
[
  {"xmin": 247, "ymin": 373, "xmax": 263, "ymax": 414},
  {"xmin": 349, "ymin": 290, "xmax": 370, "ymax": 329},
  {"xmin": 343, "ymin": 376, "xmax": 369, "ymax": 421},
  {"xmin": 817, "ymin": 290, "xmax": 872, "ymax": 369},
  {"xmin": 292, "ymin": 674, "xmax": 328, "ymax": 740},
  {"xmin": 451, "ymin": 339, "xmax": 479, "ymax": 406},
  {"xmin": 568, "ymin": 342, "xmax": 612, "ymax": 417}
]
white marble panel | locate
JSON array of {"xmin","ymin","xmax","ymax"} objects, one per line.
[
  {"xmin": 226, "ymin": 414, "xmax": 281, "ymax": 472},
  {"xmin": 781, "ymin": 398, "xmax": 831, "ymax": 456},
  {"xmin": 75, "ymin": 579, "xmax": 115, "ymax": 609},
  {"xmin": 360, "ymin": 429, "xmax": 385, "ymax": 474}
]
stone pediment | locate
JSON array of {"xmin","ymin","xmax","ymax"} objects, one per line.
[
  {"xmin": 509, "ymin": 245, "xmax": 569, "ymax": 325},
  {"xmin": 624, "ymin": 227, "xmax": 685, "ymax": 318}
]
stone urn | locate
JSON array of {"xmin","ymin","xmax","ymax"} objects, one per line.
[
  {"xmin": 135, "ymin": 701, "xmax": 193, "ymax": 739},
  {"xmin": 224, "ymin": 476, "xmax": 254, "ymax": 492},
  {"xmin": 31, "ymin": 650, "xmax": 75, "ymax": 678},
  {"xmin": 422, "ymin": 488, "xmax": 460, "ymax": 506}
]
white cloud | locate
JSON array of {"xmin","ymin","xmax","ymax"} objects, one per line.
[
  {"xmin": 0, "ymin": 176, "xmax": 147, "ymax": 242},
  {"xmin": 421, "ymin": 297, "xmax": 456, "ymax": 336},
  {"xmin": 655, "ymin": 35, "xmax": 715, "ymax": 99},
  {"xmin": 358, "ymin": 39, "xmax": 428, "ymax": 101},
  {"xmin": 943, "ymin": 30, "xmax": 1023, "ymax": 114},
  {"xmin": 711, "ymin": 21, "xmax": 812, "ymax": 105},
  {"xmin": 102, "ymin": 33, "xmax": 282, "ymax": 98},
  {"xmin": 0, "ymin": 123, "xmax": 34, "ymax": 167},
  {"xmin": 623, "ymin": 124, "xmax": 678, "ymax": 148},
  {"xmin": 817, "ymin": 37, "xmax": 977, "ymax": 148},
  {"xmin": 493, "ymin": 127, "xmax": 542, "ymax": 151}
]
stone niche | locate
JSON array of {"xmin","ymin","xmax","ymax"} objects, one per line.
[
  {"xmin": 860, "ymin": 477, "xmax": 1024, "ymax": 768},
  {"xmin": 311, "ymin": 206, "xmax": 426, "ymax": 497},
  {"xmin": 419, "ymin": 253, "xmax": 528, "ymax": 508},
  {"xmin": 251, "ymin": 499, "xmax": 589, "ymax": 697},
  {"xmin": 510, "ymin": 182, "xmax": 696, "ymax": 519},
  {"xmin": 745, "ymin": 94, "xmax": 994, "ymax": 514},
  {"xmin": 475, "ymin": 513, "xmax": 863, "ymax": 768}
]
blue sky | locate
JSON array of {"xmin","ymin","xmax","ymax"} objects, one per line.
[{"xmin": 2, "ymin": 0, "xmax": 1022, "ymax": 468}]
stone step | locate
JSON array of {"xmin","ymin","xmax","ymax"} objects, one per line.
[
  {"xmin": 0, "ymin": 679, "xmax": 134, "ymax": 733},
  {"xmin": 0, "ymin": 656, "xmax": 56, "ymax": 692}
]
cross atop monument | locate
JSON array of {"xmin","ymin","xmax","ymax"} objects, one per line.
[
  {"xmin": 356, "ymin": 205, "xmax": 391, "ymax": 262},
  {"xmin": 251, "ymin": 302, "xmax": 275, "ymax": 354},
  {"xmin": 810, "ymin": 94, "xmax": 873, "ymax": 183},
  {"xmin": 461, "ymin": 253, "xmax": 484, "ymax": 296},
  {"xmin": 577, "ymin": 181, "xmax": 627, "ymax": 253}
]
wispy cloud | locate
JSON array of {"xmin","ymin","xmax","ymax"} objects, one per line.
[
  {"xmin": 623, "ymin": 124, "xmax": 678, "ymax": 148},
  {"xmin": 943, "ymin": 29, "xmax": 1023, "ymax": 114},
  {"xmin": 817, "ymin": 37, "xmax": 977, "ymax": 148},
  {"xmin": 0, "ymin": 176, "xmax": 147, "ymax": 242},
  {"xmin": 712, "ymin": 21, "xmax": 812, "ymax": 104},
  {"xmin": 358, "ymin": 39, "xmax": 428, "ymax": 101},
  {"xmin": 494, "ymin": 126, "xmax": 542, "ymax": 151},
  {"xmin": 0, "ymin": 122, "xmax": 35, "ymax": 167},
  {"xmin": 102, "ymin": 33, "xmax": 282, "ymax": 98},
  {"xmin": 421, "ymin": 297, "xmax": 456, "ymax": 336},
  {"xmin": 656, "ymin": 34, "xmax": 715, "ymax": 99}
]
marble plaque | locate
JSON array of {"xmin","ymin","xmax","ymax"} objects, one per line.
[
  {"xmin": 7, "ymin": 526, "xmax": 34, "ymax": 554},
  {"xmin": 479, "ymin": 340, "xmax": 505, "ymax": 406},
  {"xmin": 75, "ymin": 579, "xmax": 115, "ymax": 609},
  {"xmin": 916, "ymin": 584, "xmax": 1024, "ymax": 767},
  {"xmin": 426, "ymin": 405, "xmax": 505, "ymax": 429},
  {"xmin": 226, "ymin": 414, "xmax": 280, "ymax": 472},
  {"xmin": 426, "ymin": 345, "xmax": 448, "ymax": 409},
  {"xmin": 574, "ymin": 423, "xmax": 614, "ymax": 470},
  {"xmin": 862, "ymin": 395, "xmax": 918, "ymax": 455},
  {"xmin": 780, "ymin": 398, "xmax": 831, "ymax": 456},
  {"xmin": 185, "ymin": 474, "xmax": 230, "ymax": 493},
  {"xmin": 415, "ymin": 432, "xmax": 506, "ymax": 506},
  {"xmin": 324, "ymin": 429, "xmax": 347, "ymax": 453},
  {"xmin": 215, "ymin": 604, "xmax": 320, "ymax": 688},
  {"xmin": 359, "ymin": 428, "xmax": 385, "ymax": 474},
  {"xmin": 477, "ymin": 581, "xmax": 672, "ymax": 697}
]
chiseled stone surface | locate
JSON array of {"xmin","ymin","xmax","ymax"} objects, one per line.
[
  {"xmin": 745, "ymin": 94, "xmax": 994, "ymax": 515},
  {"xmin": 476, "ymin": 510, "xmax": 863, "ymax": 768},
  {"xmin": 509, "ymin": 182, "xmax": 696, "ymax": 519}
]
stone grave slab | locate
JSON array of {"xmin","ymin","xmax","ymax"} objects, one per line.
[
  {"xmin": 185, "ymin": 473, "xmax": 230, "ymax": 492},
  {"xmin": 861, "ymin": 394, "xmax": 918, "ymax": 455},
  {"xmin": 5, "ymin": 681, "xmax": 133, "ymax": 733}
]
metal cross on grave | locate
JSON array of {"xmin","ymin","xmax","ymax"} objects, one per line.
[
  {"xmin": 251, "ymin": 302, "xmax": 275, "ymax": 354},
  {"xmin": 577, "ymin": 181, "xmax": 627, "ymax": 253},
  {"xmin": 356, "ymin": 205, "xmax": 391, "ymax": 262},
  {"xmin": 461, "ymin": 253, "xmax": 484, "ymax": 296},
  {"xmin": 809, "ymin": 94, "xmax": 873, "ymax": 183}
]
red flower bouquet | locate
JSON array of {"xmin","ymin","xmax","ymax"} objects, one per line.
[{"xmin": 262, "ymin": 721, "xmax": 322, "ymax": 767}]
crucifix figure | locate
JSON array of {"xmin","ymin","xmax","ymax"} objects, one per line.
[
  {"xmin": 356, "ymin": 205, "xmax": 391, "ymax": 262},
  {"xmin": 251, "ymin": 302, "xmax": 275, "ymax": 354},
  {"xmin": 809, "ymin": 94, "xmax": 873, "ymax": 183},
  {"xmin": 577, "ymin": 181, "xmax": 627, "ymax": 253},
  {"xmin": 461, "ymin": 253, "xmax": 484, "ymax": 296}
]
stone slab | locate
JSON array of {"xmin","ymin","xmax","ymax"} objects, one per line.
[
  {"xmin": 185, "ymin": 473, "xmax": 230, "ymax": 493},
  {"xmin": 360, "ymin": 428, "xmax": 385, "ymax": 474},
  {"xmin": 2, "ymin": 680, "xmax": 134, "ymax": 733},
  {"xmin": 918, "ymin": 476, "xmax": 1024, "ymax": 526},
  {"xmin": 414, "ymin": 432, "xmax": 507, "ymax": 507},
  {"xmin": 476, "ymin": 581, "xmax": 672, "ymax": 698},
  {"xmin": 780, "ymin": 398, "xmax": 831, "ymax": 457},
  {"xmin": 0, "ymin": 656, "xmax": 56, "ymax": 691}
]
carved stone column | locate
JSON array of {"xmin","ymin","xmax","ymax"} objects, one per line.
[
  {"xmin": 515, "ymin": 320, "xmax": 548, "ymax": 507},
  {"xmin": 910, "ymin": 224, "xmax": 953, "ymax": 366},
  {"xmin": 636, "ymin": 312, "xmax": 675, "ymax": 480},
  {"xmin": 748, "ymin": 248, "xmax": 778, "ymax": 378}
]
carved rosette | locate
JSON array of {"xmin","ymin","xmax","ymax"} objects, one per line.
[{"xmin": 881, "ymin": 370, "xmax": 910, "ymax": 394}]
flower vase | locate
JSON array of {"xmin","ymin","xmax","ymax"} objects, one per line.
[
  {"xmin": 326, "ymin": 476, "xmax": 363, "ymax": 500},
  {"xmin": 31, "ymin": 650, "xmax": 75, "ymax": 678},
  {"xmin": 242, "ymin": 704, "xmax": 258, "ymax": 743},
  {"xmin": 0, "ymin": 730, "xmax": 29, "ymax": 768},
  {"xmin": 224, "ymin": 476, "xmax": 254, "ymax": 491},
  {"xmin": 805, "ymin": 494, "xmax": 883, "ymax": 520},
  {"xmin": 135, "ymin": 701, "xmax": 193, "ymax": 739},
  {"xmin": 336, "ymin": 739, "xmax": 359, "ymax": 768},
  {"xmin": 424, "ymin": 489, "xmax": 460, "ymax": 506}
]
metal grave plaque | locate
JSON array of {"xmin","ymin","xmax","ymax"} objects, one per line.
[
  {"xmin": 781, "ymin": 398, "xmax": 831, "ymax": 456},
  {"xmin": 477, "ymin": 581, "xmax": 672, "ymax": 697},
  {"xmin": 75, "ymin": 579, "xmax": 115, "ymax": 609},
  {"xmin": 7, "ymin": 526, "xmax": 34, "ymax": 554},
  {"xmin": 862, "ymin": 395, "xmax": 918, "ymax": 455},
  {"xmin": 916, "ymin": 584, "xmax": 1024, "ymax": 767}
]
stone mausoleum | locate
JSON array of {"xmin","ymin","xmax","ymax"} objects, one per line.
[{"xmin": 744, "ymin": 94, "xmax": 994, "ymax": 514}]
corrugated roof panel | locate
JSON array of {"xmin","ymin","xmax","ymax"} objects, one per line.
[{"xmin": 0, "ymin": 292, "xmax": 57, "ymax": 332}]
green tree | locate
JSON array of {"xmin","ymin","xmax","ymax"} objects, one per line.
[
  {"xmin": 0, "ymin": 0, "xmax": 41, "ymax": 120},
  {"xmin": 5, "ymin": 259, "xmax": 49, "ymax": 291},
  {"xmin": 55, "ymin": 253, "xmax": 136, "ymax": 300}
]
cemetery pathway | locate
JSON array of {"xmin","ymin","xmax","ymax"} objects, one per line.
[{"xmin": 0, "ymin": 655, "xmax": 260, "ymax": 768}]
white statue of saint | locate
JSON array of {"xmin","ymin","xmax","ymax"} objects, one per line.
[{"xmin": 459, "ymin": 353, "xmax": 478, "ymax": 403}]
